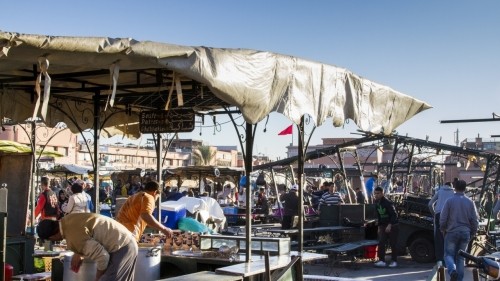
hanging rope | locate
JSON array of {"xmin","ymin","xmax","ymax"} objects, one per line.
[{"xmin": 263, "ymin": 115, "xmax": 269, "ymax": 133}]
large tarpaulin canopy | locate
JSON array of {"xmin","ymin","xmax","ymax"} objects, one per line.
[{"xmin": 0, "ymin": 31, "xmax": 431, "ymax": 137}]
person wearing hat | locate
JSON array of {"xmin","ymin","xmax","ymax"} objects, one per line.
[
  {"xmin": 280, "ymin": 185, "xmax": 299, "ymax": 229},
  {"xmin": 116, "ymin": 180, "xmax": 173, "ymax": 242},
  {"xmin": 37, "ymin": 213, "xmax": 138, "ymax": 281}
]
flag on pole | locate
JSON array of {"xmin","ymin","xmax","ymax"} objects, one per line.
[{"xmin": 278, "ymin": 125, "xmax": 293, "ymax": 135}]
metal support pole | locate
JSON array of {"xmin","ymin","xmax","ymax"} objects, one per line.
[
  {"xmin": 0, "ymin": 185, "xmax": 7, "ymax": 281},
  {"xmin": 93, "ymin": 92, "xmax": 101, "ymax": 213},
  {"xmin": 406, "ymin": 144, "xmax": 415, "ymax": 193},
  {"xmin": 270, "ymin": 169, "xmax": 283, "ymax": 221},
  {"xmin": 297, "ymin": 117, "xmax": 305, "ymax": 281},
  {"xmin": 387, "ymin": 139, "xmax": 400, "ymax": 192},
  {"xmin": 244, "ymin": 123, "xmax": 254, "ymax": 262},
  {"xmin": 335, "ymin": 149, "xmax": 350, "ymax": 203},
  {"xmin": 479, "ymin": 157, "xmax": 493, "ymax": 202},
  {"xmin": 30, "ymin": 121, "xmax": 36, "ymax": 235},
  {"xmin": 156, "ymin": 133, "xmax": 162, "ymax": 222}
]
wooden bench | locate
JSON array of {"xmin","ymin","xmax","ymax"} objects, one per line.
[
  {"xmin": 323, "ymin": 240, "xmax": 379, "ymax": 267},
  {"xmin": 290, "ymin": 240, "xmax": 343, "ymax": 253},
  {"xmin": 325, "ymin": 240, "xmax": 378, "ymax": 252}
]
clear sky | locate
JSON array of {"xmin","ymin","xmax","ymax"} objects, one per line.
[{"xmin": 2, "ymin": 1, "xmax": 500, "ymax": 160}]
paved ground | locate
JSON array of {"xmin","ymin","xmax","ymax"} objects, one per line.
[{"xmin": 303, "ymin": 255, "xmax": 478, "ymax": 281}]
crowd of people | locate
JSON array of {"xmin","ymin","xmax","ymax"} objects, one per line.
[
  {"xmin": 35, "ymin": 176, "xmax": 173, "ymax": 281},
  {"xmin": 32, "ymin": 171, "xmax": 483, "ymax": 281}
]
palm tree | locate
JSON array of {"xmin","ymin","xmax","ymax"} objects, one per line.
[{"xmin": 192, "ymin": 145, "xmax": 216, "ymax": 166}]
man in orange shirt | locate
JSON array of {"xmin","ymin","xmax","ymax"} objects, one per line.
[
  {"xmin": 116, "ymin": 180, "xmax": 173, "ymax": 241},
  {"xmin": 35, "ymin": 176, "xmax": 60, "ymax": 221}
]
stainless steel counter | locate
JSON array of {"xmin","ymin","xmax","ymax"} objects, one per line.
[
  {"xmin": 214, "ymin": 251, "xmax": 327, "ymax": 277},
  {"xmin": 158, "ymin": 270, "xmax": 243, "ymax": 281}
]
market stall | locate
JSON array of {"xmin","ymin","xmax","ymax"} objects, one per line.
[{"xmin": 0, "ymin": 30, "xmax": 430, "ymax": 279}]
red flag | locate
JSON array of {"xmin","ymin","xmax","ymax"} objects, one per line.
[{"xmin": 278, "ymin": 125, "xmax": 293, "ymax": 135}]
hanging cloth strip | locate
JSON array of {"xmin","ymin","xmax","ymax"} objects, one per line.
[
  {"xmin": 164, "ymin": 72, "xmax": 184, "ymax": 110},
  {"xmin": 33, "ymin": 57, "xmax": 52, "ymax": 121},
  {"xmin": 106, "ymin": 61, "xmax": 120, "ymax": 110}
]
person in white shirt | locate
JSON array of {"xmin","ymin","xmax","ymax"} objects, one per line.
[
  {"xmin": 238, "ymin": 187, "xmax": 247, "ymax": 207},
  {"xmin": 63, "ymin": 181, "xmax": 91, "ymax": 214}
]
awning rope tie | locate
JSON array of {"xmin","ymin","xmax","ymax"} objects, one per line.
[
  {"xmin": 165, "ymin": 72, "xmax": 184, "ymax": 110},
  {"xmin": 33, "ymin": 57, "xmax": 51, "ymax": 121},
  {"xmin": 164, "ymin": 73, "xmax": 176, "ymax": 110},
  {"xmin": 175, "ymin": 75, "xmax": 184, "ymax": 107}
]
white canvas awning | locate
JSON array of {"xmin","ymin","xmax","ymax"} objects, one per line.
[{"xmin": 0, "ymin": 31, "xmax": 431, "ymax": 137}]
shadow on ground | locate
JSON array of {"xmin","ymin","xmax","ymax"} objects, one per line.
[{"xmin": 303, "ymin": 255, "xmax": 440, "ymax": 281}]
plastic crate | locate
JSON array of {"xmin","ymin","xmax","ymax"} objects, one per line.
[{"xmin": 43, "ymin": 257, "xmax": 52, "ymax": 272}]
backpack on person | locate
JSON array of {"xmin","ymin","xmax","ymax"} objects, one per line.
[{"xmin": 43, "ymin": 189, "xmax": 60, "ymax": 217}]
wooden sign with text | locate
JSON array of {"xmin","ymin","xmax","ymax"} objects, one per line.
[{"xmin": 139, "ymin": 109, "xmax": 195, "ymax": 133}]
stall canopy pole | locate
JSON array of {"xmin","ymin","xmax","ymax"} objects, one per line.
[
  {"xmin": 156, "ymin": 133, "xmax": 162, "ymax": 222},
  {"xmin": 30, "ymin": 121, "xmax": 36, "ymax": 234},
  {"xmin": 405, "ymin": 144, "xmax": 415, "ymax": 194},
  {"xmin": 270, "ymin": 169, "xmax": 283, "ymax": 220},
  {"xmin": 297, "ymin": 117, "xmax": 305, "ymax": 280},
  {"xmin": 244, "ymin": 122, "xmax": 254, "ymax": 262},
  {"xmin": 93, "ymin": 91, "xmax": 101, "ymax": 213},
  {"xmin": 387, "ymin": 138, "xmax": 400, "ymax": 191}
]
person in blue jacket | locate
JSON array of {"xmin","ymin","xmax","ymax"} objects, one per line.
[{"xmin": 365, "ymin": 172, "xmax": 378, "ymax": 203}]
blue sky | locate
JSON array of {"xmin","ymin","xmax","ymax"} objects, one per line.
[{"xmin": 2, "ymin": 1, "xmax": 500, "ymax": 159}]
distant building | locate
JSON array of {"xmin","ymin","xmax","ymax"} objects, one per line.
[
  {"xmin": 0, "ymin": 124, "xmax": 77, "ymax": 170},
  {"xmin": 0, "ymin": 124, "xmax": 244, "ymax": 172},
  {"xmin": 461, "ymin": 135, "xmax": 500, "ymax": 151},
  {"xmin": 80, "ymin": 139, "xmax": 242, "ymax": 170}
]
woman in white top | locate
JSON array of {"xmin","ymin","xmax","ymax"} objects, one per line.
[{"xmin": 63, "ymin": 181, "xmax": 90, "ymax": 214}]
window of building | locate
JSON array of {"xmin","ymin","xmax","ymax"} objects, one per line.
[{"xmin": 483, "ymin": 143, "xmax": 495, "ymax": 150}]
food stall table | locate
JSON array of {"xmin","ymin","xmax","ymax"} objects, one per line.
[
  {"xmin": 158, "ymin": 270, "xmax": 243, "ymax": 281},
  {"xmin": 266, "ymin": 226, "xmax": 354, "ymax": 237},
  {"xmin": 12, "ymin": 272, "xmax": 51, "ymax": 280},
  {"xmin": 215, "ymin": 252, "xmax": 327, "ymax": 278}
]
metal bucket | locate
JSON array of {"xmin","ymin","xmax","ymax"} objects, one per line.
[
  {"xmin": 134, "ymin": 246, "xmax": 161, "ymax": 281},
  {"xmin": 62, "ymin": 253, "xmax": 96, "ymax": 281}
]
